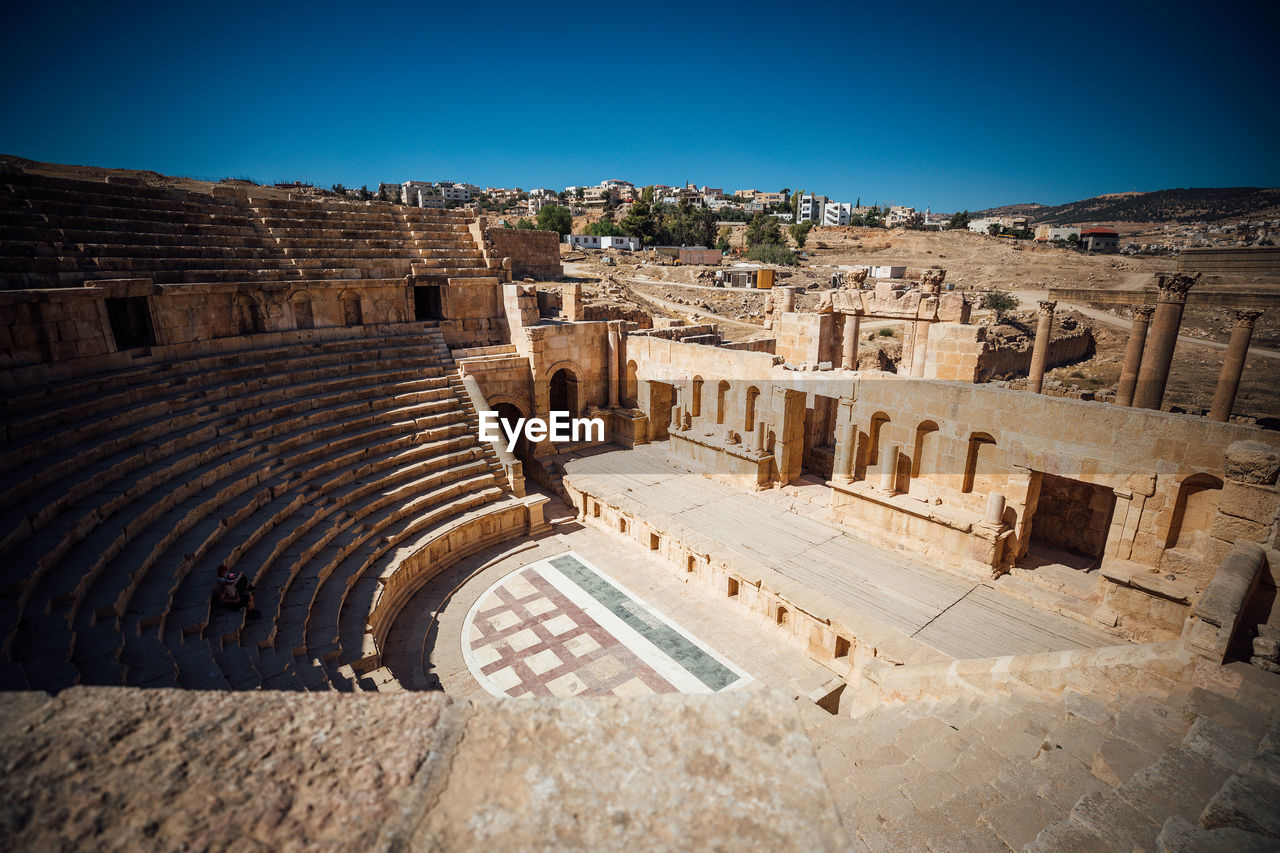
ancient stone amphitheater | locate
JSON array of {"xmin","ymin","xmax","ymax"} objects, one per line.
[{"xmin": 1, "ymin": 162, "xmax": 1278, "ymax": 851}]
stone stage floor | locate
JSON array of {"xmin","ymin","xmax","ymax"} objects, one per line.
[
  {"xmin": 382, "ymin": 515, "xmax": 839, "ymax": 699},
  {"xmin": 560, "ymin": 444, "xmax": 1126, "ymax": 661}
]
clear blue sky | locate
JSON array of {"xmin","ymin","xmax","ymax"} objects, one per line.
[{"xmin": 2, "ymin": 0, "xmax": 1276, "ymax": 212}]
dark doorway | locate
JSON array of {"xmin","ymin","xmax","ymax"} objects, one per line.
[
  {"xmin": 105, "ymin": 297, "xmax": 155, "ymax": 349},
  {"xmin": 1028, "ymin": 472, "xmax": 1116, "ymax": 562},
  {"xmin": 802, "ymin": 394, "xmax": 839, "ymax": 479},
  {"xmin": 549, "ymin": 368, "xmax": 578, "ymax": 415},
  {"xmin": 494, "ymin": 402, "xmax": 530, "ymax": 461},
  {"xmin": 414, "ymin": 285, "xmax": 443, "ymax": 321}
]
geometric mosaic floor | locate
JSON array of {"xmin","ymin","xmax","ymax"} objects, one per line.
[{"xmin": 461, "ymin": 551, "xmax": 751, "ymax": 698}]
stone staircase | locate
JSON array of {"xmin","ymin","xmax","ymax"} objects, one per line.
[
  {"xmin": 0, "ymin": 325, "xmax": 520, "ymax": 693},
  {"xmin": 803, "ymin": 662, "xmax": 1280, "ymax": 851}
]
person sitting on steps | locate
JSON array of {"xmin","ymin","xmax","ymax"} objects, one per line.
[{"xmin": 215, "ymin": 564, "xmax": 259, "ymax": 617}]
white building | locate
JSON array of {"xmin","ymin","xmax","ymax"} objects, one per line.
[
  {"xmin": 871, "ymin": 265, "xmax": 906, "ymax": 279},
  {"xmin": 1034, "ymin": 225, "xmax": 1082, "ymax": 242},
  {"xmin": 968, "ymin": 217, "xmax": 1003, "ymax": 234},
  {"xmin": 885, "ymin": 206, "xmax": 919, "ymax": 228},
  {"xmin": 797, "ymin": 194, "xmax": 827, "ymax": 223},
  {"xmin": 823, "ymin": 202, "xmax": 853, "ymax": 227},
  {"xmin": 566, "ymin": 234, "xmax": 640, "ymax": 251},
  {"xmin": 567, "ymin": 234, "xmax": 603, "ymax": 250}
]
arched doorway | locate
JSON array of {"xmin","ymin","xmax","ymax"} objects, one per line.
[
  {"xmin": 549, "ymin": 368, "xmax": 578, "ymax": 415},
  {"xmin": 494, "ymin": 402, "xmax": 531, "ymax": 461}
]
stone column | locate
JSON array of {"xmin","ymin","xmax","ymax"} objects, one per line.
[
  {"xmin": 880, "ymin": 445, "xmax": 900, "ymax": 494},
  {"xmin": 1133, "ymin": 273, "xmax": 1198, "ymax": 410},
  {"xmin": 1028, "ymin": 300, "xmax": 1056, "ymax": 393},
  {"xmin": 833, "ymin": 423, "xmax": 855, "ymax": 483},
  {"xmin": 909, "ymin": 320, "xmax": 931, "ymax": 378},
  {"xmin": 671, "ymin": 405, "xmax": 682, "ymax": 432},
  {"xmin": 780, "ymin": 287, "xmax": 796, "ymax": 314},
  {"xmin": 607, "ymin": 323, "xmax": 620, "ymax": 408},
  {"xmin": 1114, "ymin": 305, "xmax": 1155, "ymax": 407},
  {"xmin": 754, "ymin": 421, "xmax": 766, "ymax": 452},
  {"xmin": 1209, "ymin": 310, "xmax": 1263, "ymax": 422},
  {"xmin": 840, "ymin": 313, "xmax": 861, "ymax": 370},
  {"xmin": 984, "ymin": 492, "xmax": 1006, "ymax": 526}
]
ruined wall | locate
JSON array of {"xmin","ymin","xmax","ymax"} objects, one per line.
[
  {"xmin": 485, "ymin": 229, "xmax": 564, "ymax": 280},
  {"xmin": 1179, "ymin": 247, "xmax": 1280, "ymax": 276},
  {"xmin": 440, "ymin": 278, "xmax": 507, "ymax": 349},
  {"xmin": 924, "ymin": 323, "xmax": 1095, "ymax": 383},
  {"xmin": 0, "ymin": 278, "xmax": 413, "ymax": 372}
]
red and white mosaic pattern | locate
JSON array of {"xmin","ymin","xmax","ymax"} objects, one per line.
[{"xmin": 463, "ymin": 563, "xmax": 682, "ymax": 697}]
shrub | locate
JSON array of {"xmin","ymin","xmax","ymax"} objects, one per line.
[{"xmin": 746, "ymin": 243, "xmax": 797, "ymax": 265}]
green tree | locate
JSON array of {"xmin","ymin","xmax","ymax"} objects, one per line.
[
  {"xmin": 987, "ymin": 222, "xmax": 1003, "ymax": 237},
  {"xmin": 948, "ymin": 210, "xmax": 971, "ymax": 230},
  {"xmin": 789, "ymin": 221, "xmax": 813, "ymax": 248},
  {"xmin": 745, "ymin": 212, "xmax": 783, "ymax": 248},
  {"xmin": 620, "ymin": 199, "xmax": 659, "ymax": 246},
  {"xmin": 515, "ymin": 218, "xmax": 536, "ymax": 230},
  {"xmin": 980, "ymin": 291, "xmax": 1020, "ymax": 322},
  {"xmin": 536, "ymin": 204, "xmax": 573, "ymax": 236},
  {"xmin": 747, "ymin": 243, "xmax": 798, "ymax": 265},
  {"xmin": 1066, "ymin": 233, "xmax": 1080, "ymax": 247},
  {"xmin": 575, "ymin": 187, "xmax": 585, "ymax": 201},
  {"xmin": 716, "ymin": 226, "xmax": 732, "ymax": 252}
]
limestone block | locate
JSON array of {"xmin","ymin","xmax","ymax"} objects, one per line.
[
  {"xmin": 1217, "ymin": 481, "xmax": 1280, "ymax": 526},
  {"xmin": 1225, "ymin": 441, "xmax": 1280, "ymax": 486},
  {"xmin": 1209, "ymin": 513, "xmax": 1271, "ymax": 545}
]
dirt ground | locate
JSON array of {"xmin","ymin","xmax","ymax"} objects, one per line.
[{"xmin": 566, "ymin": 228, "xmax": 1279, "ymax": 424}]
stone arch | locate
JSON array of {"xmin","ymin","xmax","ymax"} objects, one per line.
[
  {"xmin": 690, "ymin": 376, "xmax": 704, "ymax": 418},
  {"xmin": 624, "ymin": 360, "xmax": 639, "ymax": 407},
  {"xmin": 911, "ymin": 420, "xmax": 941, "ymax": 481},
  {"xmin": 1164, "ymin": 473, "xmax": 1223, "ymax": 552},
  {"xmin": 289, "ymin": 290, "xmax": 314, "ymax": 330},
  {"xmin": 962, "ymin": 432, "xmax": 998, "ymax": 494},
  {"xmin": 493, "ymin": 401, "xmax": 531, "ymax": 460},
  {"xmin": 716, "ymin": 380, "xmax": 731, "ymax": 425},
  {"xmin": 549, "ymin": 366, "xmax": 580, "ymax": 417},
  {"xmin": 744, "ymin": 386, "xmax": 760, "ymax": 432},
  {"xmin": 339, "ymin": 290, "xmax": 363, "ymax": 326},
  {"xmin": 864, "ymin": 412, "xmax": 891, "ymax": 472}
]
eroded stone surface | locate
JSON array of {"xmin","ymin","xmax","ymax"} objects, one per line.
[
  {"xmin": 0, "ymin": 688, "xmax": 846, "ymax": 851},
  {"xmin": 407, "ymin": 691, "xmax": 849, "ymax": 851}
]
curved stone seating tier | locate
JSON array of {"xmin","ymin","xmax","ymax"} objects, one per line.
[
  {"xmin": 0, "ymin": 345, "xmax": 448, "ymax": 548},
  {"xmin": 1, "ymin": 172, "xmax": 497, "ymax": 290},
  {"xmin": 7, "ymin": 382, "xmax": 459, "ymax": 674},
  {"xmin": 0, "ymin": 327, "xmax": 513, "ymax": 694}
]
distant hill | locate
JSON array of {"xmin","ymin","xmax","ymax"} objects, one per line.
[
  {"xmin": 977, "ymin": 187, "xmax": 1280, "ymax": 226},
  {"xmin": 968, "ymin": 202, "xmax": 1048, "ymax": 219}
]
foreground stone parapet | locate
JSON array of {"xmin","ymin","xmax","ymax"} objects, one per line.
[{"xmin": 0, "ymin": 688, "xmax": 848, "ymax": 851}]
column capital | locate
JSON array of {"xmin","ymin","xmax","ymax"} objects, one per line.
[
  {"xmin": 1234, "ymin": 309, "xmax": 1263, "ymax": 328},
  {"xmin": 1154, "ymin": 272, "xmax": 1199, "ymax": 304},
  {"xmin": 1133, "ymin": 305, "xmax": 1155, "ymax": 321},
  {"xmin": 1037, "ymin": 300, "xmax": 1057, "ymax": 316}
]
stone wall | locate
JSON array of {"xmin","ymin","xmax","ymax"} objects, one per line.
[
  {"xmin": 1179, "ymin": 247, "xmax": 1280, "ymax": 275},
  {"xmin": 924, "ymin": 323, "xmax": 1096, "ymax": 383},
  {"xmin": 0, "ymin": 278, "xmax": 413, "ymax": 374},
  {"xmin": 439, "ymin": 277, "xmax": 507, "ymax": 348},
  {"xmin": 485, "ymin": 228, "xmax": 564, "ymax": 280}
]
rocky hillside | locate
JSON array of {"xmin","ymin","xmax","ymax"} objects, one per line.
[{"xmin": 977, "ymin": 188, "xmax": 1280, "ymax": 226}]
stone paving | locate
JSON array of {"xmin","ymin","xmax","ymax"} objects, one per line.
[
  {"xmin": 461, "ymin": 552, "xmax": 750, "ymax": 698},
  {"xmin": 381, "ymin": 504, "xmax": 839, "ymax": 700}
]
